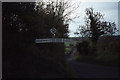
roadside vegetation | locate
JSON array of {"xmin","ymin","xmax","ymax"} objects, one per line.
[
  {"xmin": 73, "ymin": 8, "xmax": 119, "ymax": 67},
  {"xmin": 64, "ymin": 41, "xmax": 77, "ymax": 57},
  {"xmin": 3, "ymin": 1, "xmax": 79, "ymax": 78},
  {"xmin": 74, "ymin": 36, "xmax": 120, "ymax": 67}
]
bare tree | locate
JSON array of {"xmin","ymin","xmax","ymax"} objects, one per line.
[
  {"xmin": 35, "ymin": 0, "xmax": 80, "ymax": 24},
  {"xmin": 75, "ymin": 8, "xmax": 118, "ymax": 45}
]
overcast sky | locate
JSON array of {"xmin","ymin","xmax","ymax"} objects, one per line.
[
  {"xmin": 1, "ymin": 0, "xmax": 119, "ymax": 37},
  {"xmin": 68, "ymin": 1, "xmax": 119, "ymax": 37}
]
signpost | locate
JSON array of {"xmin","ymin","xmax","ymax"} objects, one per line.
[
  {"xmin": 35, "ymin": 38, "xmax": 87, "ymax": 43},
  {"xmin": 35, "ymin": 28, "xmax": 88, "ymax": 61},
  {"xmin": 50, "ymin": 27, "xmax": 56, "ymax": 38},
  {"xmin": 35, "ymin": 38, "xmax": 74, "ymax": 43},
  {"xmin": 35, "ymin": 28, "xmax": 87, "ymax": 43}
]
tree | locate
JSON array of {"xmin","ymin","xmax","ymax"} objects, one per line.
[
  {"xmin": 3, "ymin": 1, "xmax": 78, "ymax": 78},
  {"xmin": 75, "ymin": 8, "xmax": 118, "ymax": 45}
]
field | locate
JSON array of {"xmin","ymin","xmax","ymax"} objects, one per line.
[{"xmin": 64, "ymin": 41, "xmax": 77, "ymax": 56}]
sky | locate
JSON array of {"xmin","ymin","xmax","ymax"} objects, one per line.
[
  {"xmin": 68, "ymin": 1, "xmax": 119, "ymax": 37},
  {"xmin": 1, "ymin": 0, "xmax": 119, "ymax": 37}
]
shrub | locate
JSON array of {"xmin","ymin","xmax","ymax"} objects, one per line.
[
  {"xmin": 97, "ymin": 36, "xmax": 120, "ymax": 56},
  {"xmin": 76, "ymin": 41, "xmax": 90, "ymax": 55}
]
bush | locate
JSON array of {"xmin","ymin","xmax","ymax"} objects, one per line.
[
  {"xmin": 97, "ymin": 37, "xmax": 120, "ymax": 55},
  {"xmin": 74, "ymin": 36, "xmax": 120, "ymax": 67},
  {"xmin": 76, "ymin": 41, "xmax": 90, "ymax": 55}
]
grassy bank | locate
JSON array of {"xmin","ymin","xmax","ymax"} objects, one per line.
[
  {"xmin": 74, "ymin": 53, "xmax": 119, "ymax": 67},
  {"xmin": 74, "ymin": 36, "xmax": 120, "ymax": 67}
]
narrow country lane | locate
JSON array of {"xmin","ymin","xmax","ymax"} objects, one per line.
[{"xmin": 68, "ymin": 61, "xmax": 120, "ymax": 78}]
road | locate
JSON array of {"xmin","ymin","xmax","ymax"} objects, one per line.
[
  {"xmin": 66, "ymin": 47, "xmax": 76, "ymax": 61},
  {"xmin": 66, "ymin": 46, "xmax": 119, "ymax": 78},
  {"xmin": 68, "ymin": 61, "xmax": 120, "ymax": 78}
]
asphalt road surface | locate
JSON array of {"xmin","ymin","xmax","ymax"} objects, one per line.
[{"xmin": 68, "ymin": 61, "xmax": 120, "ymax": 78}]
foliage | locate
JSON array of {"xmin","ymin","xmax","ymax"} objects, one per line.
[
  {"xmin": 75, "ymin": 8, "xmax": 118, "ymax": 44},
  {"xmin": 76, "ymin": 41, "xmax": 92, "ymax": 56},
  {"xmin": 2, "ymin": 1, "xmax": 76, "ymax": 78},
  {"xmin": 74, "ymin": 36, "xmax": 120, "ymax": 67},
  {"xmin": 97, "ymin": 36, "xmax": 120, "ymax": 55}
]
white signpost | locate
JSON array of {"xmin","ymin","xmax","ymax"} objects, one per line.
[
  {"xmin": 35, "ymin": 38, "xmax": 88, "ymax": 43},
  {"xmin": 35, "ymin": 27, "xmax": 87, "ymax": 43},
  {"xmin": 35, "ymin": 38, "xmax": 74, "ymax": 43},
  {"xmin": 35, "ymin": 27, "xmax": 88, "ymax": 62}
]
